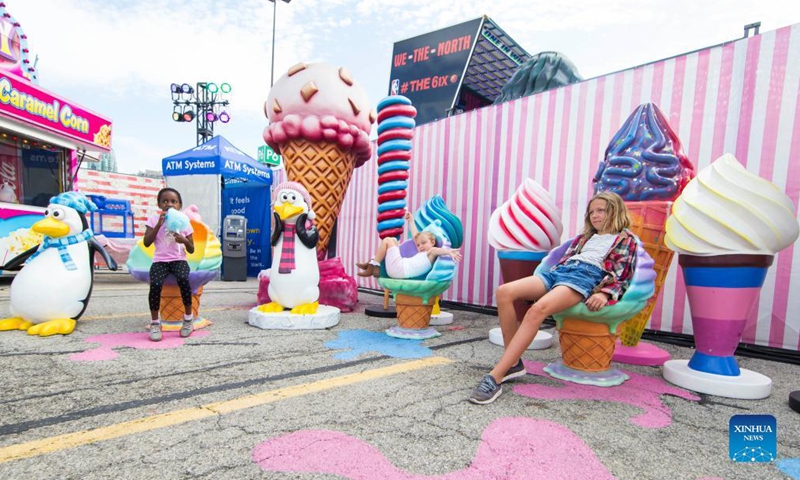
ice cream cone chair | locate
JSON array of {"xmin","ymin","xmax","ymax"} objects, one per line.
[
  {"xmin": 377, "ymin": 221, "xmax": 457, "ymax": 340},
  {"xmin": 127, "ymin": 206, "xmax": 222, "ymax": 332},
  {"xmin": 534, "ymin": 235, "xmax": 656, "ymax": 386}
]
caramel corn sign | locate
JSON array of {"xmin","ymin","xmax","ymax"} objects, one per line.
[{"xmin": 0, "ymin": 73, "xmax": 113, "ymax": 150}]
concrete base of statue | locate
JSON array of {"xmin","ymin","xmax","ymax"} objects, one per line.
[
  {"xmin": 663, "ymin": 359, "xmax": 772, "ymax": 400},
  {"xmin": 488, "ymin": 327, "xmax": 552, "ymax": 350},
  {"xmin": 612, "ymin": 339, "xmax": 671, "ymax": 366},
  {"xmin": 544, "ymin": 360, "xmax": 629, "ymax": 387},
  {"xmin": 429, "ymin": 311, "xmax": 453, "ymax": 325},
  {"xmin": 247, "ymin": 305, "xmax": 340, "ymax": 330},
  {"xmin": 386, "ymin": 326, "xmax": 441, "ymax": 340}
]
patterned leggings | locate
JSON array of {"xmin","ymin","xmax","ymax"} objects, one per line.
[{"xmin": 148, "ymin": 260, "xmax": 192, "ymax": 312}]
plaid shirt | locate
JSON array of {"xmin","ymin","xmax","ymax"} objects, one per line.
[{"xmin": 555, "ymin": 229, "xmax": 637, "ymax": 301}]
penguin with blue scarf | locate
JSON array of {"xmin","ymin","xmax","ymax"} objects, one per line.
[{"xmin": 0, "ymin": 192, "xmax": 118, "ymax": 336}]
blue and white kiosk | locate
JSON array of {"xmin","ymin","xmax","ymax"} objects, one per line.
[{"xmin": 162, "ymin": 136, "xmax": 273, "ymax": 277}]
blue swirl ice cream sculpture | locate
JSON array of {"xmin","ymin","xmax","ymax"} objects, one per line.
[{"xmin": 378, "ymin": 196, "xmax": 463, "ymax": 339}]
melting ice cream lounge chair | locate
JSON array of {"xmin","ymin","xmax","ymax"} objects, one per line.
[
  {"xmin": 534, "ymin": 235, "xmax": 656, "ymax": 386},
  {"xmin": 377, "ymin": 221, "xmax": 457, "ymax": 340}
]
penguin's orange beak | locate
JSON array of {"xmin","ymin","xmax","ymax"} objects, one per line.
[
  {"xmin": 32, "ymin": 217, "xmax": 70, "ymax": 237},
  {"xmin": 275, "ymin": 202, "xmax": 303, "ymax": 221}
]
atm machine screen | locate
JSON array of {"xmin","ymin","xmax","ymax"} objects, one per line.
[{"xmin": 226, "ymin": 219, "xmax": 242, "ymax": 237}]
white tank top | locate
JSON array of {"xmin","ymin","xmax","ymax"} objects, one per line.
[{"xmin": 404, "ymin": 251, "xmax": 433, "ymax": 278}]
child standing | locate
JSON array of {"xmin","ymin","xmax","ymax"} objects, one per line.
[
  {"xmin": 357, "ymin": 211, "xmax": 462, "ymax": 278},
  {"xmin": 144, "ymin": 188, "xmax": 195, "ymax": 342},
  {"xmin": 470, "ymin": 192, "xmax": 638, "ymax": 404}
]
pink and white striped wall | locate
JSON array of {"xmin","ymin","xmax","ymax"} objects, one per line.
[
  {"xmin": 339, "ymin": 24, "xmax": 800, "ymax": 352},
  {"xmin": 79, "ymin": 170, "xmax": 165, "ymax": 237}
]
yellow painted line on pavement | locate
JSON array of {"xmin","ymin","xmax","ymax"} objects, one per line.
[{"xmin": 0, "ymin": 356, "xmax": 452, "ymax": 464}]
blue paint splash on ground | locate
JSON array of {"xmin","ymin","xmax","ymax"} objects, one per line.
[
  {"xmin": 325, "ymin": 329, "xmax": 433, "ymax": 360},
  {"xmin": 777, "ymin": 458, "xmax": 800, "ymax": 479}
]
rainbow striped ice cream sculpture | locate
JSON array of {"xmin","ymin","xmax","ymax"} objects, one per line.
[
  {"xmin": 487, "ymin": 179, "xmax": 563, "ymax": 349},
  {"xmin": 663, "ymin": 154, "xmax": 799, "ymax": 399},
  {"xmin": 376, "ymin": 96, "xmax": 416, "ymax": 240}
]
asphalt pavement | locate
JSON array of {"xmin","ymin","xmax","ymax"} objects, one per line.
[{"xmin": 0, "ymin": 272, "xmax": 798, "ymax": 479}]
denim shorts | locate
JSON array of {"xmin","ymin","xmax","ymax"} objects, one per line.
[{"xmin": 535, "ymin": 261, "xmax": 606, "ymax": 300}]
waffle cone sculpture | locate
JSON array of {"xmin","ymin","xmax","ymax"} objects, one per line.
[
  {"xmin": 394, "ymin": 294, "xmax": 434, "ymax": 329},
  {"xmin": 558, "ymin": 319, "xmax": 617, "ymax": 371},
  {"xmin": 280, "ymin": 139, "xmax": 356, "ymax": 255},
  {"xmin": 264, "ymin": 63, "xmax": 375, "ymax": 258},
  {"xmin": 619, "ymin": 201, "xmax": 673, "ymax": 345}
]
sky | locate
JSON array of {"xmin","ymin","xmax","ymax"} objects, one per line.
[{"xmin": 9, "ymin": 0, "xmax": 800, "ymax": 174}]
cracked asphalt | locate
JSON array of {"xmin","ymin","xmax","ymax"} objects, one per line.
[{"xmin": 0, "ymin": 272, "xmax": 798, "ymax": 479}]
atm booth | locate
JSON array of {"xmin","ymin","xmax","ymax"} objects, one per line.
[
  {"xmin": 162, "ymin": 136, "xmax": 272, "ymax": 278},
  {"xmin": 0, "ymin": 4, "xmax": 113, "ymax": 269}
]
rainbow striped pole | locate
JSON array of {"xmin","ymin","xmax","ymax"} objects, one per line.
[{"xmin": 375, "ymin": 96, "xmax": 416, "ymax": 239}]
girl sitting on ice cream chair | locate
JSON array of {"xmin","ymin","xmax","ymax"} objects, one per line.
[
  {"xmin": 470, "ymin": 191, "xmax": 644, "ymax": 404},
  {"xmin": 356, "ymin": 210, "xmax": 462, "ymax": 279}
]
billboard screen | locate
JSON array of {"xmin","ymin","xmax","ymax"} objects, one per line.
[{"xmin": 388, "ymin": 18, "xmax": 482, "ymax": 126}]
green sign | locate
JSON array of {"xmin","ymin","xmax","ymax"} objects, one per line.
[{"xmin": 258, "ymin": 145, "xmax": 281, "ymax": 166}]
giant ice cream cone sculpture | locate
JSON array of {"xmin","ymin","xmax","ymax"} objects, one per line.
[
  {"xmin": 593, "ymin": 103, "xmax": 696, "ymax": 365},
  {"xmin": 264, "ymin": 63, "xmax": 374, "ymax": 259},
  {"xmin": 487, "ymin": 179, "xmax": 563, "ymax": 349},
  {"xmin": 663, "ymin": 154, "xmax": 799, "ymax": 399}
]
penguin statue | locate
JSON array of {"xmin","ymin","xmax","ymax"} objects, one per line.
[
  {"xmin": 258, "ymin": 182, "xmax": 320, "ymax": 315},
  {"xmin": 0, "ymin": 192, "xmax": 118, "ymax": 336}
]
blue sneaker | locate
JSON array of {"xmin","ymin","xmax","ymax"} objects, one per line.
[
  {"xmin": 469, "ymin": 374, "xmax": 503, "ymax": 404},
  {"xmin": 501, "ymin": 359, "xmax": 526, "ymax": 383}
]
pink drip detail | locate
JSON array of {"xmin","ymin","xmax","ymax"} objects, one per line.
[
  {"xmin": 514, "ymin": 361, "xmax": 700, "ymax": 429},
  {"xmin": 252, "ymin": 417, "xmax": 615, "ymax": 479},
  {"xmin": 69, "ymin": 330, "xmax": 210, "ymax": 362}
]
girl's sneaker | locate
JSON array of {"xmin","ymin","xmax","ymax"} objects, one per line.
[
  {"xmin": 501, "ymin": 359, "xmax": 527, "ymax": 383},
  {"xmin": 180, "ymin": 318, "xmax": 194, "ymax": 338},
  {"xmin": 469, "ymin": 374, "xmax": 503, "ymax": 404},
  {"xmin": 149, "ymin": 323, "xmax": 162, "ymax": 342}
]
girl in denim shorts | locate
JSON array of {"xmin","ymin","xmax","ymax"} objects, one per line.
[{"xmin": 470, "ymin": 192, "xmax": 638, "ymax": 404}]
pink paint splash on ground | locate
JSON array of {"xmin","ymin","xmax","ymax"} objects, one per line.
[
  {"xmin": 514, "ymin": 360, "xmax": 700, "ymax": 429},
  {"xmin": 69, "ymin": 330, "xmax": 211, "ymax": 362},
  {"xmin": 252, "ymin": 417, "xmax": 615, "ymax": 480}
]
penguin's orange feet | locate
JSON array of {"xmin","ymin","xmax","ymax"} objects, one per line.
[
  {"xmin": 257, "ymin": 302, "xmax": 285, "ymax": 313},
  {"xmin": 27, "ymin": 318, "xmax": 76, "ymax": 336},
  {"xmin": 0, "ymin": 317, "xmax": 33, "ymax": 331},
  {"xmin": 290, "ymin": 302, "xmax": 319, "ymax": 315}
]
